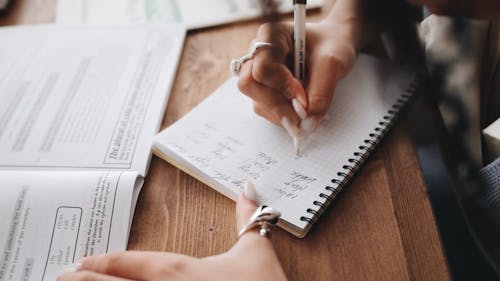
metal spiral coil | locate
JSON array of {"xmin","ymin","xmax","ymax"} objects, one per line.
[{"xmin": 298, "ymin": 74, "xmax": 424, "ymax": 227}]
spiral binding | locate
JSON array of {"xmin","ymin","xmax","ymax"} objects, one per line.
[{"xmin": 299, "ymin": 74, "xmax": 423, "ymax": 224}]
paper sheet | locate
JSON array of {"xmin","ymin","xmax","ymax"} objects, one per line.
[
  {"xmin": 0, "ymin": 25, "xmax": 185, "ymax": 176},
  {"xmin": 0, "ymin": 171, "xmax": 141, "ymax": 281},
  {"xmin": 56, "ymin": 0, "xmax": 323, "ymax": 30}
]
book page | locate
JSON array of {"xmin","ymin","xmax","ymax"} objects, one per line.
[
  {"xmin": 55, "ymin": 0, "xmax": 323, "ymax": 30},
  {"xmin": 56, "ymin": 0, "xmax": 183, "ymax": 25},
  {"xmin": 0, "ymin": 170, "xmax": 142, "ymax": 281},
  {"xmin": 177, "ymin": 0, "xmax": 323, "ymax": 30},
  {"xmin": 0, "ymin": 25, "xmax": 185, "ymax": 176},
  {"xmin": 154, "ymin": 55, "xmax": 415, "ymax": 235}
]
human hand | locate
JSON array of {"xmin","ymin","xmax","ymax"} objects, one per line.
[
  {"xmin": 237, "ymin": 18, "xmax": 357, "ymax": 137},
  {"xmin": 57, "ymin": 185, "xmax": 288, "ymax": 281}
]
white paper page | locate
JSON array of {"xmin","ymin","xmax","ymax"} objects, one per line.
[
  {"xmin": 56, "ymin": 0, "xmax": 323, "ymax": 30},
  {"xmin": 0, "ymin": 25, "xmax": 185, "ymax": 176},
  {"xmin": 154, "ymin": 55, "xmax": 415, "ymax": 234},
  {"xmin": 0, "ymin": 170, "xmax": 140, "ymax": 281},
  {"xmin": 177, "ymin": 0, "xmax": 323, "ymax": 30},
  {"xmin": 56, "ymin": 0, "xmax": 183, "ymax": 25}
]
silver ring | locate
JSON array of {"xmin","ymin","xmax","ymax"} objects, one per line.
[
  {"xmin": 230, "ymin": 42, "xmax": 273, "ymax": 76},
  {"xmin": 238, "ymin": 205, "xmax": 281, "ymax": 238}
]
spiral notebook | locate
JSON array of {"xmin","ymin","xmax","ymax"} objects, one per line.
[{"xmin": 153, "ymin": 54, "xmax": 419, "ymax": 237}]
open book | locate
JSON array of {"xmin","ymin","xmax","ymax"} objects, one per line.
[
  {"xmin": 0, "ymin": 25, "xmax": 185, "ymax": 280},
  {"xmin": 153, "ymin": 55, "xmax": 419, "ymax": 237}
]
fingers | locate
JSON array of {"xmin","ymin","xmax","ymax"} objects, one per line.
[
  {"xmin": 228, "ymin": 183, "xmax": 288, "ymax": 281},
  {"xmin": 238, "ymin": 60, "xmax": 301, "ymax": 127},
  {"xmin": 237, "ymin": 22, "xmax": 307, "ymax": 128},
  {"xmin": 238, "ymin": 21, "xmax": 358, "ymax": 138},
  {"xmin": 236, "ymin": 180, "xmax": 259, "ymax": 231},
  {"xmin": 57, "ymin": 270, "xmax": 133, "ymax": 281},
  {"xmin": 250, "ymin": 49, "xmax": 306, "ymax": 105},
  {"xmin": 251, "ymin": 23, "xmax": 307, "ymax": 104},
  {"xmin": 306, "ymin": 49, "xmax": 351, "ymax": 118},
  {"xmin": 233, "ymin": 181, "xmax": 274, "ymax": 251},
  {"xmin": 73, "ymin": 251, "xmax": 193, "ymax": 280}
]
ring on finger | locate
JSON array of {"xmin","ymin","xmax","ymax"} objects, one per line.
[
  {"xmin": 238, "ymin": 205, "xmax": 281, "ymax": 238},
  {"xmin": 230, "ymin": 42, "xmax": 273, "ymax": 76}
]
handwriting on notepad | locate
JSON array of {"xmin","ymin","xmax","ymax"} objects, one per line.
[
  {"xmin": 185, "ymin": 123, "xmax": 215, "ymax": 144},
  {"xmin": 209, "ymin": 137, "xmax": 242, "ymax": 160},
  {"xmin": 211, "ymin": 152, "xmax": 278, "ymax": 181},
  {"xmin": 237, "ymin": 152, "xmax": 278, "ymax": 179},
  {"xmin": 274, "ymin": 171, "xmax": 317, "ymax": 199},
  {"xmin": 284, "ymin": 171, "xmax": 317, "ymax": 191},
  {"xmin": 166, "ymin": 120, "xmax": 322, "ymax": 200}
]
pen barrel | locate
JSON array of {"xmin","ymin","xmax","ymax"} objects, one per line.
[{"xmin": 293, "ymin": 4, "xmax": 306, "ymax": 84}]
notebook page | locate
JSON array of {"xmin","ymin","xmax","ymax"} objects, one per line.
[{"xmin": 154, "ymin": 55, "xmax": 414, "ymax": 232}]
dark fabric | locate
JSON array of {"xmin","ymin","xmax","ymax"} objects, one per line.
[{"xmin": 479, "ymin": 157, "xmax": 500, "ymax": 210}]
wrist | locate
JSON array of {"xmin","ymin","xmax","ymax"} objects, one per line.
[
  {"xmin": 322, "ymin": 0, "xmax": 381, "ymax": 51},
  {"xmin": 315, "ymin": 21, "xmax": 360, "ymax": 55}
]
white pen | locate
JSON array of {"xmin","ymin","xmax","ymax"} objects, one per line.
[
  {"xmin": 293, "ymin": 0, "xmax": 306, "ymax": 155},
  {"xmin": 293, "ymin": 0, "xmax": 306, "ymax": 84}
]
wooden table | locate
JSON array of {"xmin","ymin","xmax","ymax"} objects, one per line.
[{"xmin": 1, "ymin": 1, "xmax": 451, "ymax": 280}]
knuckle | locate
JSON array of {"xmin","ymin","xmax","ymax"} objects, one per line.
[
  {"xmin": 237, "ymin": 70, "xmax": 253, "ymax": 94},
  {"xmin": 271, "ymin": 109, "xmax": 285, "ymax": 122},
  {"xmin": 319, "ymin": 48, "xmax": 355, "ymax": 78},
  {"xmin": 102, "ymin": 252, "xmax": 123, "ymax": 271},
  {"xmin": 252, "ymin": 61, "xmax": 292, "ymax": 96},
  {"xmin": 277, "ymin": 79, "xmax": 294, "ymax": 98},
  {"xmin": 256, "ymin": 23, "xmax": 292, "ymax": 51},
  {"xmin": 253, "ymin": 103, "xmax": 266, "ymax": 117},
  {"xmin": 321, "ymin": 51, "xmax": 344, "ymax": 69},
  {"xmin": 251, "ymin": 60, "xmax": 273, "ymax": 84},
  {"xmin": 158, "ymin": 256, "xmax": 189, "ymax": 277},
  {"xmin": 257, "ymin": 23, "xmax": 273, "ymax": 37},
  {"xmin": 309, "ymin": 95, "xmax": 332, "ymax": 115},
  {"xmin": 70, "ymin": 271, "xmax": 93, "ymax": 281}
]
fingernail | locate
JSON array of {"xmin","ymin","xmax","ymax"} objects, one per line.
[
  {"xmin": 300, "ymin": 117, "xmax": 318, "ymax": 136},
  {"xmin": 294, "ymin": 81, "xmax": 307, "ymax": 107},
  {"xmin": 244, "ymin": 179, "xmax": 258, "ymax": 202},
  {"xmin": 292, "ymin": 99, "xmax": 307, "ymax": 120},
  {"xmin": 282, "ymin": 117, "xmax": 302, "ymax": 155},
  {"xmin": 294, "ymin": 137, "xmax": 302, "ymax": 156},
  {"xmin": 281, "ymin": 116, "xmax": 299, "ymax": 138},
  {"xmin": 64, "ymin": 262, "xmax": 83, "ymax": 273}
]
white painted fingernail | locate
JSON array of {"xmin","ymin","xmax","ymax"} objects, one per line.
[
  {"xmin": 244, "ymin": 180, "xmax": 258, "ymax": 202},
  {"xmin": 282, "ymin": 117, "xmax": 302, "ymax": 155},
  {"xmin": 300, "ymin": 117, "xmax": 318, "ymax": 135},
  {"xmin": 281, "ymin": 116, "xmax": 299, "ymax": 138},
  {"xmin": 64, "ymin": 262, "xmax": 83, "ymax": 273},
  {"xmin": 294, "ymin": 137, "xmax": 302, "ymax": 156},
  {"xmin": 292, "ymin": 98, "xmax": 307, "ymax": 120}
]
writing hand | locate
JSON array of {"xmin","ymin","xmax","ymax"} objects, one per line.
[{"xmin": 237, "ymin": 19, "xmax": 357, "ymax": 135}]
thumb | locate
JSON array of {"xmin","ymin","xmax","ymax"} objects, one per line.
[
  {"xmin": 233, "ymin": 180, "xmax": 276, "ymax": 253},
  {"xmin": 236, "ymin": 180, "xmax": 259, "ymax": 231},
  {"xmin": 229, "ymin": 181, "xmax": 288, "ymax": 281}
]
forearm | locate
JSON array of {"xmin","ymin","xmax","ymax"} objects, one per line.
[{"xmin": 323, "ymin": 0, "xmax": 365, "ymax": 51}]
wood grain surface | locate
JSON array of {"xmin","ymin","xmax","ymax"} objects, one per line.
[{"xmin": 1, "ymin": 1, "xmax": 452, "ymax": 280}]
